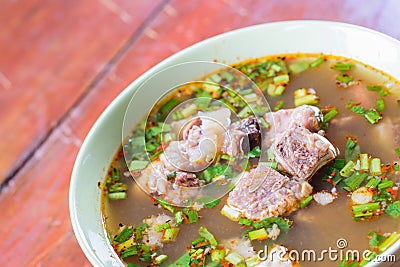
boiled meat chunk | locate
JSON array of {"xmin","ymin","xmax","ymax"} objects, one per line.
[
  {"xmin": 227, "ymin": 164, "xmax": 312, "ymax": 220},
  {"xmin": 273, "ymin": 126, "xmax": 337, "ymax": 180}
]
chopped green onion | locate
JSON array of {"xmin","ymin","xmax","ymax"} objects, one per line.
[
  {"xmin": 111, "ymin": 167, "xmax": 120, "ymax": 181},
  {"xmin": 289, "ymin": 61, "xmax": 309, "ymax": 74},
  {"xmin": 274, "ymin": 100, "xmax": 284, "ymax": 111},
  {"xmin": 367, "ymin": 85, "xmax": 390, "ymax": 97},
  {"xmin": 259, "ymin": 117, "xmax": 270, "ymax": 129},
  {"xmin": 344, "ymin": 172, "xmax": 368, "ymax": 191},
  {"xmin": 346, "ymin": 101, "xmax": 382, "ymax": 124},
  {"xmin": 364, "ymin": 109, "xmax": 382, "ymax": 124},
  {"xmin": 339, "ymin": 161, "xmax": 355, "ymax": 177},
  {"xmin": 129, "ymin": 160, "xmax": 148, "ymax": 171},
  {"xmin": 245, "ymin": 256, "xmax": 261, "ymax": 267},
  {"xmin": 115, "ymin": 226, "xmax": 134, "ymax": 243},
  {"xmin": 197, "ymin": 196, "xmax": 221, "ymax": 209},
  {"xmin": 251, "ymin": 104, "xmax": 269, "ymax": 115},
  {"xmin": 367, "ymin": 85, "xmax": 382, "ymax": 92},
  {"xmin": 333, "ymin": 159, "xmax": 346, "ymax": 169},
  {"xmin": 220, "ymin": 154, "xmax": 233, "ymax": 161},
  {"xmin": 240, "ymin": 88, "xmax": 254, "ymax": 95},
  {"xmin": 211, "ymin": 249, "xmax": 226, "ymax": 262},
  {"xmin": 345, "ymin": 138, "xmax": 360, "ymax": 163},
  {"xmin": 134, "ymin": 223, "xmax": 149, "ymax": 241},
  {"xmin": 198, "ymin": 226, "xmax": 218, "ymax": 247},
  {"xmin": 248, "ymin": 146, "xmax": 261, "ymax": 158},
  {"xmin": 378, "ymin": 232, "xmax": 400, "ymax": 252},
  {"xmin": 200, "ymin": 164, "xmax": 232, "ymax": 182},
  {"xmin": 204, "ymin": 83, "xmax": 221, "ymax": 94},
  {"xmin": 158, "ymin": 98, "xmax": 179, "ymax": 120},
  {"xmin": 294, "ymin": 94, "xmax": 320, "ymax": 107},
  {"xmin": 156, "ymin": 198, "xmax": 175, "ymax": 213},
  {"xmin": 161, "ymin": 123, "xmax": 172, "ymax": 132},
  {"xmin": 155, "ymin": 254, "xmax": 168, "ymax": 264},
  {"xmin": 378, "ymin": 179, "xmax": 394, "ymax": 190},
  {"xmin": 117, "ymin": 238, "xmax": 135, "ymax": 252},
  {"xmin": 332, "ymin": 62, "xmax": 353, "ymax": 71},
  {"xmin": 244, "ymin": 93, "xmax": 258, "ymax": 102},
  {"xmin": 225, "ymin": 252, "xmax": 245, "ymax": 265},
  {"xmin": 237, "ymin": 106, "xmax": 252, "ymax": 118},
  {"xmin": 267, "ymin": 84, "xmax": 286, "ymax": 96},
  {"xmin": 374, "ymin": 189, "xmax": 393, "ymax": 202},
  {"xmin": 181, "ymin": 104, "xmax": 198, "ymax": 118},
  {"xmin": 336, "ymin": 74, "xmax": 353, "ymax": 84},
  {"xmin": 204, "ymin": 199, "xmax": 221, "ymax": 209},
  {"xmin": 183, "ymin": 208, "xmax": 199, "ymax": 223},
  {"xmin": 155, "ymin": 222, "xmax": 171, "ymax": 232},
  {"xmin": 121, "ymin": 246, "xmax": 139, "ymax": 259},
  {"xmin": 221, "ymin": 71, "xmax": 234, "ymax": 82},
  {"xmin": 210, "ymin": 73, "xmax": 222, "ymax": 83},
  {"xmin": 248, "ymin": 228, "xmax": 268, "ymax": 241},
  {"xmin": 369, "ymin": 231, "xmax": 387, "ymax": 249},
  {"xmin": 238, "ymin": 218, "xmax": 253, "ymax": 226},
  {"xmin": 300, "ymin": 195, "xmax": 313, "ymax": 208},
  {"xmin": 127, "ymin": 263, "xmax": 142, "ymax": 267},
  {"xmin": 365, "ymin": 178, "xmax": 380, "ymax": 189},
  {"xmin": 162, "ymin": 227, "xmax": 179, "ymax": 242},
  {"xmin": 350, "ymin": 105, "xmax": 366, "ymax": 115},
  {"xmin": 323, "ymin": 108, "xmax": 339, "ymax": 123},
  {"xmin": 395, "ymin": 147, "xmax": 400, "ymax": 156},
  {"xmin": 251, "ymin": 217, "xmax": 292, "ymax": 231},
  {"xmin": 393, "ymin": 163, "xmax": 399, "ymax": 171},
  {"xmin": 196, "ymin": 97, "xmax": 212, "ymax": 110},
  {"xmin": 310, "ymin": 57, "xmax": 324, "ymax": 68},
  {"xmin": 376, "ymin": 98, "xmax": 385, "ymax": 112},
  {"xmin": 352, "ymin": 202, "xmax": 380, "ymax": 218},
  {"xmin": 174, "ymin": 211, "xmax": 184, "ymax": 225},
  {"xmin": 109, "ymin": 182, "xmax": 127, "ymax": 193},
  {"xmin": 172, "ymin": 110, "xmax": 183, "ymax": 121},
  {"xmin": 385, "ymin": 201, "xmax": 400, "ymax": 218},
  {"xmin": 170, "ymin": 252, "xmax": 191, "ymax": 267},
  {"xmin": 261, "ymin": 161, "xmax": 278, "ymax": 170},
  {"xmin": 359, "ymin": 154, "xmax": 370, "ymax": 170},
  {"xmin": 273, "ymin": 74, "xmax": 290, "ymax": 84},
  {"xmin": 370, "ymin": 158, "xmax": 382, "ymax": 175},
  {"xmin": 190, "ymin": 248, "xmax": 204, "ymax": 260},
  {"xmin": 191, "ymin": 237, "xmax": 206, "ymax": 246},
  {"xmin": 108, "ymin": 192, "xmax": 127, "ymax": 200}
]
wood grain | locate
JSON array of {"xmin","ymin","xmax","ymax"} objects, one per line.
[
  {"xmin": 0, "ymin": 0, "xmax": 399, "ymax": 266},
  {"xmin": 0, "ymin": 0, "xmax": 164, "ymax": 183}
]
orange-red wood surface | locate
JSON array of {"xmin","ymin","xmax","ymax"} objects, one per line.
[{"xmin": 0, "ymin": 0, "xmax": 399, "ymax": 266}]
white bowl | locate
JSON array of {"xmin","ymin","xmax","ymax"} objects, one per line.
[{"xmin": 69, "ymin": 20, "xmax": 400, "ymax": 266}]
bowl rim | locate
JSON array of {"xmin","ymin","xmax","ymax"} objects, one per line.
[{"xmin": 69, "ymin": 20, "xmax": 400, "ymax": 266}]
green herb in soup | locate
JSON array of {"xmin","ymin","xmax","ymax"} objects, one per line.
[{"xmin": 101, "ymin": 53, "xmax": 400, "ymax": 267}]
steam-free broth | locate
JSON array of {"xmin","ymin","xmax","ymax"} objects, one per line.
[{"xmin": 102, "ymin": 54, "xmax": 400, "ymax": 267}]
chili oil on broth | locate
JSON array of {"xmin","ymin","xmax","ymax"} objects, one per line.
[{"xmin": 101, "ymin": 54, "xmax": 400, "ymax": 267}]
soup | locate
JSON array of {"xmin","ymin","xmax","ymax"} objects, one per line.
[{"xmin": 101, "ymin": 54, "xmax": 400, "ymax": 267}]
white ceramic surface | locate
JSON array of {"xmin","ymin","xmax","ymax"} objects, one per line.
[{"xmin": 69, "ymin": 20, "xmax": 400, "ymax": 267}]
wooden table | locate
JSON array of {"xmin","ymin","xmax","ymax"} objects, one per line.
[{"xmin": 0, "ymin": 0, "xmax": 399, "ymax": 266}]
